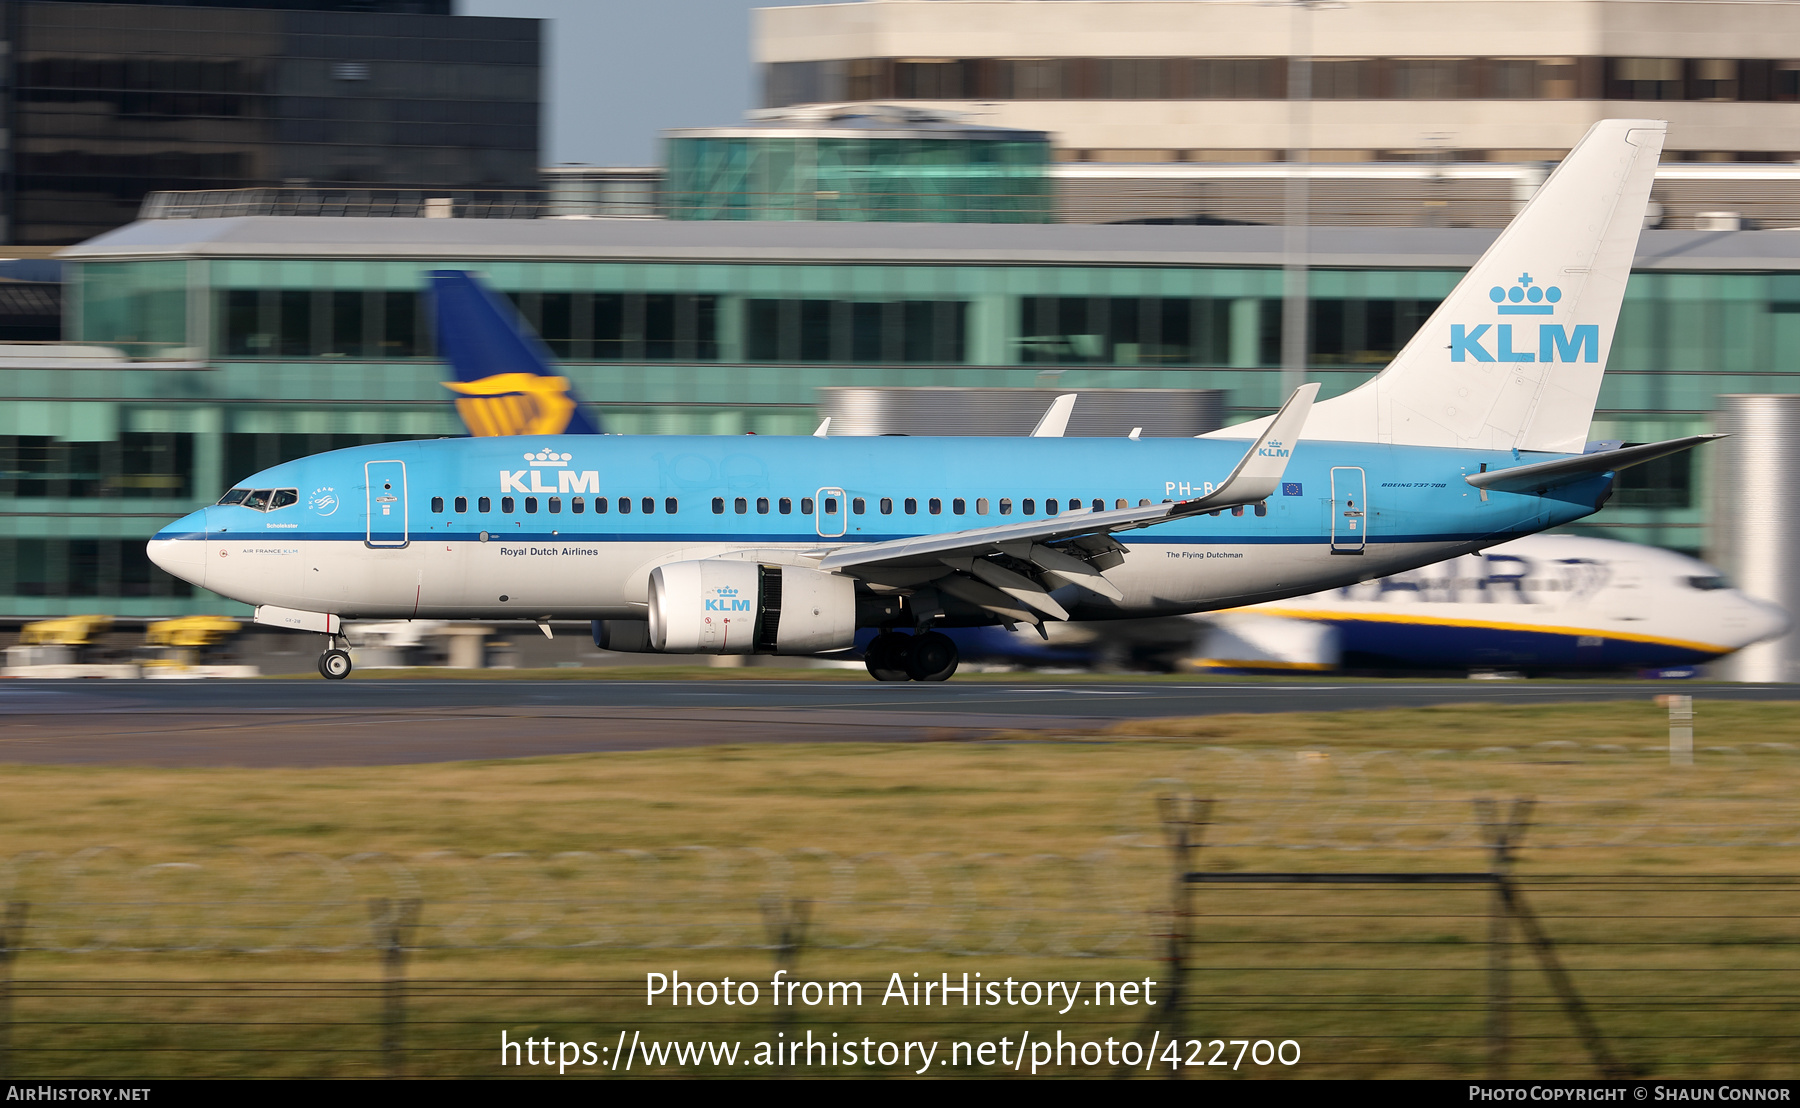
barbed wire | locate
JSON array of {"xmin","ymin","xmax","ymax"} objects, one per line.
[{"xmin": 0, "ymin": 846, "xmax": 1157, "ymax": 957}]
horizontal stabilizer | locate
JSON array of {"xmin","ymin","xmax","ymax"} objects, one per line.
[
  {"xmin": 1466, "ymin": 434, "xmax": 1725, "ymax": 494},
  {"xmin": 1031, "ymin": 394, "xmax": 1077, "ymax": 438}
]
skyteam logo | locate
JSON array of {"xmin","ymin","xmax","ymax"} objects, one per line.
[
  {"xmin": 1451, "ymin": 273, "xmax": 1597, "ymax": 365},
  {"xmin": 500, "ymin": 448, "xmax": 599, "ymax": 494},
  {"xmin": 705, "ymin": 585, "xmax": 752, "ymax": 612}
]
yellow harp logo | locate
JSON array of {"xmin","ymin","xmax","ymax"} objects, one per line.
[{"xmin": 443, "ymin": 373, "xmax": 579, "ymax": 437}]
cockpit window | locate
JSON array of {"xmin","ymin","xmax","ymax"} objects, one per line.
[
  {"xmin": 1687, "ymin": 575, "xmax": 1730, "ymax": 591},
  {"xmin": 223, "ymin": 487, "xmax": 299, "ymax": 512}
]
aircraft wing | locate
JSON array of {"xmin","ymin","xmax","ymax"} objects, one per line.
[
  {"xmin": 815, "ymin": 385, "xmax": 1317, "ymax": 622},
  {"xmin": 1466, "ymin": 434, "xmax": 1724, "ymax": 495}
]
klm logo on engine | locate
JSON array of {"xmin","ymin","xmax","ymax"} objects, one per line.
[
  {"xmin": 1258, "ymin": 438, "xmax": 1291, "ymax": 459},
  {"xmin": 705, "ymin": 585, "xmax": 752, "ymax": 612},
  {"xmin": 499, "ymin": 448, "xmax": 600, "ymax": 494},
  {"xmin": 1450, "ymin": 273, "xmax": 1598, "ymax": 365}
]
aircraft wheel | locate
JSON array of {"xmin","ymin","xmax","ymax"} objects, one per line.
[
  {"xmin": 865, "ymin": 632, "xmax": 914, "ymax": 682},
  {"xmin": 319, "ymin": 649, "xmax": 352, "ymax": 681},
  {"xmin": 906, "ymin": 631, "xmax": 959, "ymax": 682}
]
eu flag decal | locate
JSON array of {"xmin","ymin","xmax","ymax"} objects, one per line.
[{"xmin": 1282, "ymin": 482, "xmax": 1303, "ymax": 497}]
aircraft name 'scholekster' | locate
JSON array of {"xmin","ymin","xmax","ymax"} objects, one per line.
[{"xmin": 149, "ymin": 119, "xmax": 1709, "ymax": 682}]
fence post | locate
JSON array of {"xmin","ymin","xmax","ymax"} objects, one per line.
[
  {"xmin": 0, "ymin": 901, "xmax": 26, "ymax": 1078},
  {"xmin": 761, "ymin": 896, "xmax": 810, "ymax": 1072},
  {"xmin": 1476, "ymin": 797, "xmax": 1531, "ymax": 1079},
  {"xmin": 368, "ymin": 897, "xmax": 422, "ymax": 1079},
  {"xmin": 1151, "ymin": 795, "xmax": 1211, "ymax": 1075}
]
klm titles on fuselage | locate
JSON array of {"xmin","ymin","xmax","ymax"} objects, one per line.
[
  {"xmin": 500, "ymin": 449, "xmax": 600, "ymax": 495},
  {"xmin": 1450, "ymin": 274, "xmax": 1599, "ymax": 364}
]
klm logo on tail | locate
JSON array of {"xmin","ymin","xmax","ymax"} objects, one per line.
[{"xmin": 1451, "ymin": 274, "xmax": 1598, "ymax": 365}]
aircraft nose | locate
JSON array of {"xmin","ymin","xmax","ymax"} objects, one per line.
[
  {"xmin": 147, "ymin": 507, "xmax": 209, "ymax": 589},
  {"xmin": 1743, "ymin": 596, "xmax": 1792, "ymax": 647}
]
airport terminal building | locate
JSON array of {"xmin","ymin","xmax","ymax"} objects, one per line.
[{"xmin": 2, "ymin": 208, "xmax": 1794, "ymax": 616}]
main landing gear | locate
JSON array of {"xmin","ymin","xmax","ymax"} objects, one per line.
[
  {"xmin": 318, "ymin": 638, "xmax": 353, "ymax": 681},
  {"xmin": 864, "ymin": 630, "xmax": 959, "ymax": 683}
]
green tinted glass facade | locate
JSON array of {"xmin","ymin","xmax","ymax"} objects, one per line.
[
  {"xmin": 663, "ymin": 135, "xmax": 1053, "ymax": 223},
  {"xmin": 21, "ymin": 236, "xmax": 1800, "ymax": 617}
]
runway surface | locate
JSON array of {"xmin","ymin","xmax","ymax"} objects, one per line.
[{"xmin": 0, "ymin": 678, "xmax": 1793, "ymax": 767}]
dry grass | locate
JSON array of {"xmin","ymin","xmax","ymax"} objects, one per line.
[{"xmin": 0, "ymin": 699, "xmax": 1796, "ymax": 1078}]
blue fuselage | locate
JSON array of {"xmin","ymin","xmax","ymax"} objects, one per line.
[{"xmin": 150, "ymin": 434, "xmax": 1611, "ymax": 624}]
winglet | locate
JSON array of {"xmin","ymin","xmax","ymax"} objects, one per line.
[
  {"xmin": 1030, "ymin": 394, "xmax": 1077, "ymax": 438},
  {"xmin": 813, "ymin": 417, "xmax": 831, "ymax": 438},
  {"xmin": 1183, "ymin": 383, "xmax": 1318, "ymax": 513}
]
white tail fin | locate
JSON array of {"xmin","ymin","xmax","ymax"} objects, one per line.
[{"xmin": 1210, "ymin": 119, "xmax": 1665, "ymax": 453}]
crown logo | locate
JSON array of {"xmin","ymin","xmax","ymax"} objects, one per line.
[
  {"xmin": 524, "ymin": 449, "xmax": 571, "ymax": 467},
  {"xmin": 1490, "ymin": 273, "xmax": 1559, "ymax": 315},
  {"xmin": 715, "ymin": 586, "xmax": 739, "ymax": 597}
]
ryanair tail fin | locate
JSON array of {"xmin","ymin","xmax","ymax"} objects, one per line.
[
  {"xmin": 1211, "ymin": 119, "xmax": 1665, "ymax": 453},
  {"xmin": 428, "ymin": 270, "xmax": 601, "ymax": 437}
]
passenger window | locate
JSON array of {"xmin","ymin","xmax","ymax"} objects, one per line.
[
  {"xmin": 953, "ymin": 498, "xmax": 965, "ymax": 515},
  {"xmin": 1046, "ymin": 499, "xmax": 1059, "ymax": 516},
  {"xmin": 549, "ymin": 496, "xmax": 562, "ymax": 514},
  {"xmin": 665, "ymin": 497, "xmax": 678, "ymax": 514},
  {"xmin": 642, "ymin": 497, "xmax": 654, "ymax": 514},
  {"xmin": 999, "ymin": 498, "xmax": 1012, "ymax": 515},
  {"xmin": 525, "ymin": 497, "xmax": 538, "ymax": 514},
  {"xmin": 1023, "ymin": 499, "xmax": 1036, "ymax": 515},
  {"xmin": 244, "ymin": 490, "xmax": 273, "ymax": 510},
  {"xmin": 778, "ymin": 497, "xmax": 792, "ymax": 514},
  {"xmin": 734, "ymin": 497, "xmax": 747, "ymax": 514},
  {"xmin": 455, "ymin": 496, "xmax": 468, "ymax": 513},
  {"xmin": 977, "ymin": 498, "xmax": 989, "ymax": 515},
  {"xmin": 595, "ymin": 496, "xmax": 608, "ymax": 514},
  {"xmin": 1115, "ymin": 499, "xmax": 1127, "ymax": 510},
  {"xmin": 270, "ymin": 489, "xmax": 298, "ymax": 509},
  {"xmin": 880, "ymin": 497, "xmax": 893, "ymax": 515},
  {"xmin": 852, "ymin": 497, "xmax": 865, "ymax": 514},
  {"xmin": 757, "ymin": 497, "xmax": 770, "ymax": 514},
  {"xmin": 825, "ymin": 497, "xmax": 838, "ymax": 514},
  {"xmin": 619, "ymin": 497, "xmax": 631, "ymax": 514},
  {"xmin": 929, "ymin": 498, "xmax": 942, "ymax": 515},
  {"xmin": 572, "ymin": 497, "xmax": 584, "ymax": 514},
  {"xmin": 478, "ymin": 496, "xmax": 491, "ymax": 513},
  {"xmin": 1255, "ymin": 501, "xmax": 1268, "ymax": 517},
  {"xmin": 1092, "ymin": 499, "xmax": 1104, "ymax": 512},
  {"xmin": 218, "ymin": 489, "xmax": 249, "ymax": 505},
  {"xmin": 904, "ymin": 498, "xmax": 917, "ymax": 515},
  {"xmin": 501, "ymin": 496, "xmax": 515, "ymax": 513},
  {"xmin": 431, "ymin": 496, "xmax": 444, "ymax": 513},
  {"xmin": 712, "ymin": 497, "xmax": 724, "ymax": 514},
  {"xmin": 802, "ymin": 497, "xmax": 815, "ymax": 514},
  {"xmin": 1231, "ymin": 505, "xmax": 1244, "ymax": 517}
]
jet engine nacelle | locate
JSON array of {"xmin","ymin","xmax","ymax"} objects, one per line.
[{"xmin": 648, "ymin": 560, "xmax": 856, "ymax": 655}]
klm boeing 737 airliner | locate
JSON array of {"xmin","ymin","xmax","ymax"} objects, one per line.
[{"xmin": 149, "ymin": 119, "xmax": 1713, "ymax": 682}]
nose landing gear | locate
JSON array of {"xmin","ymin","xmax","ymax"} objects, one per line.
[
  {"xmin": 863, "ymin": 630, "xmax": 959, "ymax": 683},
  {"xmin": 318, "ymin": 639, "xmax": 352, "ymax": 680}
]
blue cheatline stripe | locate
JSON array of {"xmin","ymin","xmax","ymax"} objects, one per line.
[{"xmin": 170, "ymin": 529, "xmax": 1526, "ymax": 546}]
